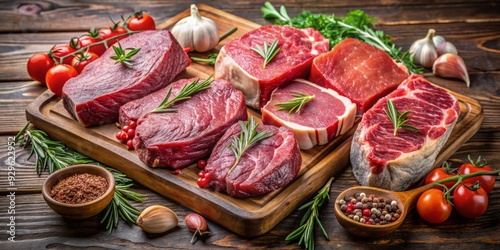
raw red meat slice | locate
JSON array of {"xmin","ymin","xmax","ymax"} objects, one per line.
[
  {"xmin": 309, "ymin": 38, "xmax": 409, "ymax": 115},
  {"xmin": 62, "ymin": 30, "xmax": 190, "ymax": 127},
  {"xmin": 215, "ymin": 25, "xmax": 329, "ymax": 109},
  {"xmin": 128, "ymin": 78, "xmax": 247, "ymax": 169},
  {"xmin": 261, "ymin": 79, "xmax": 356, "ymax": 150},
  {"xmin": 350, "ymin": 74, "xmax": 460, "ymax": 191},
  {"xmin": 204, "ymin": 121, "xmax": 301, "ymax": 198}
]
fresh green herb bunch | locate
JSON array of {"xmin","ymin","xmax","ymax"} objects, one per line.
[{"xmin": 261, "ymin": 2, "xmax": 422, "ymax": 74}]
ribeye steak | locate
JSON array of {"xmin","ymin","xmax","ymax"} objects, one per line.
[
  {"xmin": 351, "ymin": 74, "xmax": 460, "ymax": 191},
  {"xmin": 215, "ymin": 25, "xmax": 329, "ymax": 109},
  {"xmin": 62, "ymin": 30, "xmax": 190, "ymax": 127}
]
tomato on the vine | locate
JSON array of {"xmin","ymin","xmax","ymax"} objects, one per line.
[
  {"xmin": 79, "ymin": 29, "xmax": 107, "ymax": 56},
  {"xmin": 98, "ymin": 22, "xmax": 127, "ymax": 47},
  {"xmin": 45, "ymin": 64, "xmax": 78, "ymax": 96},
  {"xmin": 458, "ymin": 155, "xmax": 496, "ymax": 194},
  {"xmin": 71, "ymin": 51, "xmax": 99, "ymax": 73},
  {"xmin": 453, "ymin": 182, "xmax": 488, "ymax": 218},
  {"xmin": 26, "ymin": 52, "xmax": 55, "ymax": 84},
  {"xmin": 51, "ymin": 41, "xmax": 78, "ymax": 65},
  {"xmin": 425, "ymin": 161, "xmax": 458, "ymax": 190},
  {"xmin": 416, "ymin": 189, "xmax": 452, "ymax": 224},
  {"xmin": 126, "ymin": 11, "xmax": 156, "ymax": 31}
]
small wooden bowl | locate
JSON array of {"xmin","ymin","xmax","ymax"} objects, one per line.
[{"xmin": 42, "ymin": 164, "xmax": 115, "ymax": 219}]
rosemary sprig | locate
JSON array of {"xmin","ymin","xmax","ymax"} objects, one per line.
[
  {"xmin": 152, "ymin": 75, "xmax": 213, "ymax": 113},
  {"xmin": 275, "ymin": 92, "xmax": 315, "ymax": 114},
  {"xmin": 383, "ymin": 99, "xmax": 419, "ymax": 136},
  {"xmin": 110, "ymin": 42, "xmax": 141, "ymax": 67},
  {"xmin": 286, "ymin": 177, "xmax": 333, "ymax": 250},
  {"xmin": 251, "ymin": 39, "xmax": 281, "ymax": 69},
  {"xmin": 227, "ymin": 117, "xmax": 272, "ymax": 174},
  {"xmin": 14, "ymin": 122, "xmax": 146, "ymax": 234},
  {"xmin": 261, "ymin": 2, "xmax": 422, "ymax": 74},
  {"xmin": 190, "ymin": 53, "xmax": 218, "ymax": 65}
]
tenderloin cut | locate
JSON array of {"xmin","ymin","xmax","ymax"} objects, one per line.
[
  {"xmin": 127, "ymin": 78, "xmax": 247, "ymax": 169},
  {"xmin": 215, "ymin": 25, "xmax": 329, "ymax": 109},
  {"xmin": 261, "ymin": 79, "xmax": 356, "ymax": 150},
  {"xmin": 62, "ymin": 30, "xmax": 190, "ymax": 127},
  {"xmin": 204, "ymin": 122, "xmax": 301, "ymax": 198},
  {"xmin": 350, "ymin": 74, "xmax": 460, "ymax": 191},
  {"xmin": 309, "ymin": 38, "xmax": 409, "ymax": 115}
]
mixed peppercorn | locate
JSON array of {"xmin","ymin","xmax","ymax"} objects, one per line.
[{"xmin": 337, "ymin": 192, "xmax": 401, "ymax": 225}]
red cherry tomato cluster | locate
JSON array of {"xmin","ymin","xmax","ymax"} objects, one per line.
[
  {"xmin": 418, "ymin": 155, "xmax": 496, "ymax": 223},
  {"xmin": 26, "ymin": 11, "xmax": 156, "ymax": 96},
  {"xmin": 116, "ymin": 121, "xmax": 137, "ymax": 150}
]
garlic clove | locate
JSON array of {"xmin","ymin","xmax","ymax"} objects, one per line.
[
  {"xmin": 136, "ymin": 205, "xmax": 179, "ymax": 234},
  {"xmin": 432, "ymin": 35, "xmax": 446, "ymax": 48},
  {"xmin": 432, "ymin": 53, "xmax": 470, "ymax": 88},
  {"xmin": 437, "ymin": 41, "xmax": 458, "ymax": 56},
  {"xmin": 409, "ymin": 29, "xmax": 438, "ymax": 68}
]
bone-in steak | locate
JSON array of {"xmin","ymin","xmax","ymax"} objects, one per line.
[
  {"xmin": 261, "ymin": 79, "xmax": 357, "ymax": 150},
  {"xmin": 215, "ymin": 25, "xmax": 329, "ymax": 109},
  {"xmin": 128, "ymin": 78, "xmax": 247, "ymax": 169},
  {"xmin": 204, "ymin": 121, "xmax": 301, "ymax": 198},
  {"xmin": 62, "ymin": 30, "xmax": 190, "ymax": 127},
  {"xmin": 350, "ymin": 74, "xmax": 460, "ymax": 191},
  {"xmin": 310, "ymin": 38, "xmax": 409, "ymax": 115}
]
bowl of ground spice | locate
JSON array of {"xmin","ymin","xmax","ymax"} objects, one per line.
[{"xmin": 42, "ymin": 164, "xmax": 115, "ymax": 219}]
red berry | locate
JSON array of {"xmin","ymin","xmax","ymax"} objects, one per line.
[
  {"xmin": 122, "ymin": 125, "xmax": 130, "ymax": 132},
  {"xmin": 173, "ymin": 169, "xmax": 182, "ymax": 175},
  {"xmin": 197, "ymin": 159, "xmax": 207, "ymax": 169},
  {"xmin": 346, "ymin": 208, "xmax": 353, "ymax": 214},
  {"xmin": 116, "ymin": 131, "xmax": 128, "ymax": 142},
  {"xmin": 126, "ymin": 128, "xmax": 135, "ymax": 138},
  {"xmin": 128, "ymin": 121, "xmax": 137, "ymax": 129},
  {"xmin": 198, "ymin": 170, "xmax": 206, "ymax": 178},
  {"xmin": 126, "ymin": 139, "xmax": 134, "ymax": 149},
  {"xmin": 362, "ymin": 208, "xmax": 371, "ymax": 216}
]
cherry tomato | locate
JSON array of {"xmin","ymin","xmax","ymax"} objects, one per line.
[
  {"xmin": 99, "ymin": 24, "xmax": 127, "ymax": 47},
  {"xmin": 79, "ymin": 30, "xmax": 107, "ymax": 56},
  {"xmin": 416, "ymin": 189, "xmax": 452, "ymax": 224},
  {"xmin": 424, "ymin": 161, "xmax": 458, "ymax": 190},
  {"xmin": 126, "ymin": 11, "xmax": 156, "ymax": 31},
  {"xmin": 45, "ymin": 64, "xmax": 78, "ymax": 96},
  {"xmin": 51, "ymin": 43, "xmax": 77, "ymax": 65},
  {"xmin": 71, "ymin": 51, "xmax": 99, "ymax": 73},
  {"xmin": 458, "ymin": 155, "xmax": 495, "ymax": 194},
  {"xmin": 453, "ymin": 182, "xmax": 488, "ymax": 218},
  {"xmin": 26, "ymin": 52, "xmax": 55, "ymax": 84}
]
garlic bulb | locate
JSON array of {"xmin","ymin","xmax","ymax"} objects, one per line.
[
  {"xmin": 432, "ymin": 53, "xmax": 470, "ymax": 88},
  {"xmin": 171, "ymin": 4, "xmax": 219, "ymax": 52},
  {"xmin": 437, "ymin": 41, "xmax": 458, "ymax": 55},
  {"xmin": 432, "ymin": 35, "xmax": 446, "ymax": 48},
  {"xmin": 409, "ymin": 29, "xmax": 438, "ymax": 68},
  {"xmin": 136, "ymin": 205, "xmax": 178, "ymax": 234}
]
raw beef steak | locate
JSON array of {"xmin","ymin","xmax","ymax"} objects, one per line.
[
  {"xmin": 130, "ymin": 78, "xmax": 247, "ymax": 169},
  {"xmin": 215, "ymin": 25, "xmax": 329, "ymax": 109},
  {"xmin": 204, "ymin": 121, "xmax": 301, "ymax": 198},
  {"xmin": 351, "ymin": 74, "xmax": 460, "ymax": 191},
  {"xmin": 309, "ymin": 38, "xmax": 409, "ymax": 115},
  {"xmin": 261, "ymin": 79, "xmax": 356, "ymax": 150},
  {"xmin": 62, "ymin": 30, "xmax": 190, "ymax": 127}
]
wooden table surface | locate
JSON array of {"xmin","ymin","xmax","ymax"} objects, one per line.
[{"xmin": 1, "ymin": 0, "xmax": 499, "ymax": 249}]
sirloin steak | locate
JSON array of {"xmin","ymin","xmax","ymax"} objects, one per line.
[
  {"xmin": 62, "ymin": 30, "xmax": 190, "ymax": 127},
  {"xmin": 204, "ymin": 121, "xmax": 301, "ymax": 198},
  {"xmin": 215, "ymin": 25, "xmax": 329, "ymax": 109},
  {"xmin": 309, "ymin": 38, "xmax": 409, "ymax": 115},
  {"xmin": 128, "ymin": 78, "xmax": 247, "ymax": 169},
  {"xmin": 261, "ymin": 79, "xmax": 356, "ymax": 150},
  {"xmin": 351, "ymin": 74, "xmax": 460, "ymax": 191}
]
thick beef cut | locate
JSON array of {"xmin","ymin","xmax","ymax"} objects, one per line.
[
  {"xmin": 204, "ymin": 121, "xmax": 301, "ymax": 198},
  {"xmin": 215, "ymin": 25, "xmax": 329, "ymax": 109},
  {"xmin": 62, "ymin": 30, "xmax": 190, "ymax": 127},
  {"xmin": 261, "ymin": 79, "xmax": 356, "ymax": 150},
  {"xmin": 351, "ymin": 74, "xmax": 460, "ymax": 191},
  {"xmin": 129, "ymin": 78, "xmax": 247, "ymax": 169},
  {"xmin": 309, "ymin": 38, "xmax": 409, "ymax": 115}
]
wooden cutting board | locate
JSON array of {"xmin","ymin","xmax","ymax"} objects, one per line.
[{"xmin": 25, "ymin": 4, "xmax": 484, "ymax": 236}]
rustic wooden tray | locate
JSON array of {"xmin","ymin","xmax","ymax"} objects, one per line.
[{"xmin": 25, "ymin": 4, "xmax": 484, "ymax": 236}]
